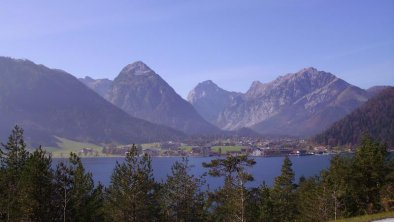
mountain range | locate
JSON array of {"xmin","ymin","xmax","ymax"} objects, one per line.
[
  {"xmin": 188, "ymin": 67, "xmax": 375, "ymax": 136},
  {"xmin": 0, "ymin": 57, "xmax": 183, "ymax": 146},
  {"xmin": 1, "ymin": 55, "xmax": 389, "ymax": 147}
]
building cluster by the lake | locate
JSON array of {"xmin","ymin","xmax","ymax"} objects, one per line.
[{"xmin": 92, "ymin": 136, "xmax": 336, "ymax": 157}]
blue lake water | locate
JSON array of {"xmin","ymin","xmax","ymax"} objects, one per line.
[{"xmin": 53, "ymin": 155, "xmax": 332, "ymax": 189}]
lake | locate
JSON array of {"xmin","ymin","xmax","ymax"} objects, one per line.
[{"xmin": 53, "ymin": 155, "xmax": 333, "ymax": 189}]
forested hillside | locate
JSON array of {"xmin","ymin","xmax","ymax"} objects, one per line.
[{"xmin": 314, "ymin": 87, "xmax": 394, "ymax": 147}]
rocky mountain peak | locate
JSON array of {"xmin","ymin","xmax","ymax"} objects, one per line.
[
  {"xmin": 300, "ymin": 66, "xmax": 318, "ymax": 73},
  {"xmin": 195, "ymin": 80, "xmax": 220, "ymax": 90},
  {"xmin": 188, "ymin": 80, "xmax": 242, "ymax": 126},
  {"xmin": 282, "ymin": 67, "xmax": 335, "ymax": 82},
  {"xmin": 83, "ymin": 76, "xmax": 94, "ymax": 81},
  {"xmin": 199, "ymin": 80, "xmax": 216, "ymax": 86},
  {"xmin": 246, "ymin": 67, "xmax": 339, "ymax": 99},
  {"xmin": 107, "ymin": 62, "xmax": 221, "ymax": 135},
  {"xmin": 250, "ymin": 80, "xmax": 263, "ymax": 88},
  {"xmin": 188, "ymin": 80, "xmax": 229, "ymax": 102},
  {"xmin": 120, "ymin": 61, "xmax": 155, "ymax": 77}
]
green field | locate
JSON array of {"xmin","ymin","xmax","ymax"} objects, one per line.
[
  {"xmin": 180, "ymin": 145, "xmax": 193, "ymax": 151},
  {"xmin": 140, "ymin": 143, "xmax": 161, "ymax": 149},
  {"xmin": 44, "ymin": 137, "xmax": 103, "ymax": 157},
  {"xmin": 330, "ymin": 211, "xmax": 394, "ymax": 222},
  {"xmin": 211, "ymin": 146, "xmax": 242, "ymax": 154}
]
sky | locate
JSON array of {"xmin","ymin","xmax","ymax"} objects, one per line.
[{"xmin": 0, "ymin": 0, "xmax": 393, "ymax": 98}]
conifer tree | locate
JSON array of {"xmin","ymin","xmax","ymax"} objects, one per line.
[
  {"xmin": 53, "ymin": 152, "xmax": 100, "ymax": 221},
  {"xmin": 106, "ymin": 145, "xmax": 157, "ymax": 221},
  {"xmin": 323, "ymin": 155, "xmax": 351, "ymax": 219},
  {"xmin": 19, "ymin": 146, "xmax": 55, "ymax": 221},
  {"xmin": 0, "ymin": 125, "xmax": 29, "ymax": 221},
  {"xmin": 351, "ymin": 136, "xmax": 387, "ymax": 214},
  {"xmin": 159, "ymin": 158, "xmax": 207, "ymax": 222},
  {"xmin": 297, "ymin": 176, "xmax": 332, "ymax": 222},
  {"xmin": 257, "ymin": 183, "xmax": 274, "ymax": 222},
  {"xmin": 53, "ymin": 158, "xmax": 73, "ymax": 221},
  {"xmin": 271, "ymin": 156, "xmax": 297, "ymax": 222},
  {"xmin": 203, "ymin": 154, "xmax": 255, "ymax": 222}
]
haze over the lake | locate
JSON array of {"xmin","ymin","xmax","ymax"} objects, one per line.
[{"xmin": 0, "ymin": 0, "xmax": 393, "ymax": 98}]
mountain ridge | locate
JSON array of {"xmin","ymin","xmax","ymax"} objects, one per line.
[
  {"xmin": 0, "ymin": 56, "xmax": 184, "ymax": 146},
  {"xmin": 106, "ymin": 61, "xmax": 222, "ymax": 135},
  {"xmin": 188, "ymin": 67, "xmax": 370, "ymax": 136}
]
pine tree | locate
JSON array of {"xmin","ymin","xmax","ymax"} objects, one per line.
[
  {"xmin": 297, "ymin": 176, "xmax": 332, "ymax": 222},
  {"xmin": 159, "ymin": 157, "xmax": 207, "ymax": 222},
  {"xmin": 53, "ymin": 152, "xmax": 100, "ymax": 221},
  {"xmin": 0, "ymin": 125, "xmax": 29, "ymax": 221},
  {"xmin": 203, "ymin": 154, "xmax": 255, "ymax": 222},
  {"xmin": 243, "ymin": 179, "xmax": 278, "ymax": 221},
  {"xmin": 255, "ymin": 182, "xmax": 274, "ymax": 222},
  {"xmin": 19, "ymin": 146, "xmax": 55, "ymax": 221},
  {"xmin": 323, "ymin": 155, "xmax": 352, "ymax": 219},
  {"xmin": 322, "ymin": 136, "xmax": 391, "ymax": 218},
  {"xmin": 351, "ymin": 136, "xmax": 387, "ymax": 214},
  {"xmin": 271, "ymin": 156, "xmax": 297, "ymax": 222},
  {"xmin": 53, "ymin": 158, "xmax": 74, "ymax": 221},
  {"xmin": 106, "ymin": 145, "xmax": 157, "ymax": 221}
]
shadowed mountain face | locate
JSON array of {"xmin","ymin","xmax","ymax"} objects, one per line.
[
  {"xmin": 106, "ymin": 61, "xmax": 221, "ymax": 135},
  {"xmin": 188, "ymin": 68, "xmax": 369, "ymax": 137},
  {"xmin": 314, "ymin": 87, "xmax": 394, "ymax": 147},
  {"xmin": 0, "ymin": 57, "xmax": 184, "ymax": 146}
]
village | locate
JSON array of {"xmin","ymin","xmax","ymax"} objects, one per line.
[{"xmin": 77, "ymin": 136, "xmax": 337, "ymax": 157}]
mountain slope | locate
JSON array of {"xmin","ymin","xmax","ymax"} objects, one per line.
[
  {"xmin": 313, "ymin": 87, "xmax": 394, "ymax": 147},
  {"xmin": 106, "ymin": 61, "xmax": 221, "ymax": 135},
  {"xmin": 188, "ymin": 68, "xmax": 369, "ymax": 136},
  {"xmin": 0, "ymin": 57, "xmax": 184, "ymax": 146},
  {"xmin": 79, "ymin": 76, "xmax": 112, "ymax": 98},
  {"xmin": 187, "ymin": 80, "xmax": 241, "ymax": 126},
  {"xmin": 252, "ymin": 73, "xmax": 368, "ymax": 136}
]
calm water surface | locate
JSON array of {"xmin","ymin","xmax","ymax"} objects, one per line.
[{"xmin": 53, "ymin": 155, "xmax": 332, "ymax": 189}]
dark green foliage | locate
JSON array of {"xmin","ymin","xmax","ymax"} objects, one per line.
[
  {"xmin": 0, "ymin": 125, "xmax": 29, "ymax": 220},
  {"xmin": 297, "ymin": 176, "xmax": 335, "ymax": 222},
  {"xmin": 248, "ymin": 183, "xmax": 274, "ymax": 222},
  {"xmin": 19, "ymin": 147, "xmax": 55, "ymax": 221},
  {"xmin": 314, "ymin": 87, "xmax": 394, "ymax": 147},
  {"xmin": 0, "ymin": 128, "xmax": 152, "ymax": 221},
  {"xmin": 106, "ymin": 145, "xmax": 158, "ymax": 221},
  {"xmin": 296, "ymin": 136, "xmax": 393, "ymax": 221},
  {"xmin": 271, "ymin": 156, "xmax": 298, "ymax": 222},
  {"xmin": 203, "ymin": 155, "xmax": 256, "ymax": 222},
  {"xmin": 159, "ymin": 158, "xmax": 207, "ymax": 221},
  {"xmin": 52, "ymin": 152, "xmax": 103, "ymax": 221},
  {"xmin": 322, "ymin": 137, "xmax": 388, "ymax": 217},
  {"xmin": 351, "ymin": 136, "xmax": 387, "ymax": 214}
]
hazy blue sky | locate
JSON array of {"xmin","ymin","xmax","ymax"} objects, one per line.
[{"xmin": 1, "ymin": 0, "xmax": 393, "ymax": 98}]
